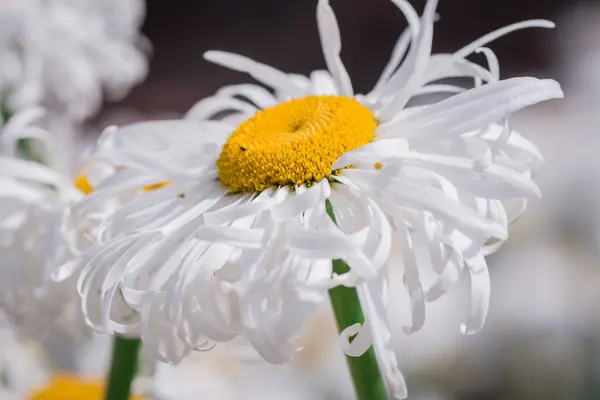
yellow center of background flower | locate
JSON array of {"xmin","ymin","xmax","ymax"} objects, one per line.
[
  {"xmin": 217, "ymin": 95, "xmax": 377, "ymax": 193},
  {"xmin": 28, "ymin": 376, "xmax": 143, "ymax": 400},
  {"xmin": 74, "ymin": 172, "xmax": 93, "ymax": 195}
]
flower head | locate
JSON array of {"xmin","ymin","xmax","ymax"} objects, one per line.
[
  {"xmin": 76, "ymin": 0, "xmax": 562, "ymax": 398},
  {"xmin": 0, "ymin": 108, "xmax": 86, "ymax": 333},
  {"xmin": 0, "ymin": 0, "xmax": 148, "ymax": 121},
  {"xmin": 0, "ymin": 107, "xmax": 119, "ymax": 336}
]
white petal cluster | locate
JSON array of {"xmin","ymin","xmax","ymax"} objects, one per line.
[
  {"xmin": 0, "ymin": 0, "xmax": 148, "ymax": 121},
  {"xmin": 0, "ymin": 108, "xmax": 87, "ymax": 335},
  {"xmin": 0, "ymin": 0, "xmax": 563, "ymax": 399}
]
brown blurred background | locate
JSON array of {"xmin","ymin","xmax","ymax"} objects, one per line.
[{"xmin": 116, "ymin": 0, "xmax": 572, "ymax": 114}]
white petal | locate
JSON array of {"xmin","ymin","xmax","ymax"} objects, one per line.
[
  {"xmin": 368, "ymin": 0, "xmax": 421, "ymax": 100},
  {"xmin": 361, "ymin": 146, "xmax": 542, "ymax": 199},
  {"xmin": 422, "ymin": 55, "xmax": 495, "ymax": 84},
  {"xmin": 333, "ymin": 138, "xmax": 409, "ymax": 169},
  {"xmin": 316, "ymin": 0, "xmax": 353, "ymax": 97},
  {"xmin": 0, "ymin": 157, "xmax": 71, "ymax": 188},
  {"xmin": 379, "ymin": 78, "xmax": 563, "ymax": 142},
  {"xmin": 194, "ymin": 225, "xmax": 264, "ymax": 249},
  {"xmin": 141, "ymin": 292, "xmax": 191, "ymax": 363},
  {"xmin": 271, "ymin": 180, "xmax": 330, "ymax": 221},
  {"xmin": 370, "ymin": 29, "xmax": 411, "ymax": 98},
  {"xmin": 1, "ymin": 107, "xmax": 47, "ymax": 154},
  {"xmin": 454, "ymin": 20, "xmax": 555, "ymax": 59},
  {"xmin": 204, "ymin": 51, "xmax": 304, "ymax": 97},
  {"xmin": 415, "ymin": 84, "xmax": 465, "ymax": 96},
  {"xmin": 203, "ymin": 193, "xmax": 263, "ymax": 225},
  {"xmin": 339, "ymin": 322, "xmax": 372, "ymax": 357},
  {"xmin": 308, "ymin": 70, "xmax": 338, "ymax": 95},
  {"xmin": 216, "ymin": 84, "xmax": 277, "ymax": 109},
  {"xmin": 358, "ymin": 277, "xmax": 408, "ymax": 399},
  {"xmin": 475, "ymin": 47, "xmax": 500, "ymax": 81},
  {"xmin": 399, "ymin": 227, "xmax": 426, "ymax": 334},
  {"xmin": 287, "ymin": 227, "xmax": 357, "ymax": 259},
  {"xmin": 351, "ymin": 171, "xmax": 507, "ymax": 240},
  {"xmin": 460, "ymin": 252, "xmax": 490, "ymax": 335},
  {"xmin": 376, "ymin": 0, "xmax": 438, "ymax": 119},
  {"xmin": 185, "ymin": 95, "xmax": 257, "ymax": 122},
  {"xmin": 0, "ymin": 178, "xmax": 49, "ymax": 203},
  {"xmin": 424, "ymin": 230, "xmax": 470, "ymax": 301}
]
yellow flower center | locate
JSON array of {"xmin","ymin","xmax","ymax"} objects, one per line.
[
  {"xmin": 217, "ymin": 95, "xmax": 377, "ymax": 193},
  {"xmin": 74, "ymin": 172, "xmax": 93, "ymax": 195},
  {"xmin": 28, "ymin": 376, "xmax": 143, "ymax": 400}
]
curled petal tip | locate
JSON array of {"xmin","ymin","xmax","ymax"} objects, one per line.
[
  {"xmin": 460, "ymin": 323, "xmax": 481, "ymax": 335},
  {"xmin": 203, "ymin": 50, "xmax": 223, "ymax": 62},
  {"xmin": 539, "ymin": 19, "xmax": 556, "ymax": 28}
]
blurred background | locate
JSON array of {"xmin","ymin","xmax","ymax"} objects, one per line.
[{"xmin": 30, "ymin": 0, "xmax": 600, "ymax": 399}]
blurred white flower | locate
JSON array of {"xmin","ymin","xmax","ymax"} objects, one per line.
[
  {"xmin": 0, "ymin": 105, "xmax": 122, "ymax": 337},
  {"xmin": 60, "ymin": 0, "xmax": 561, "ymax": 398},
  {"xmin": 0, "ymin": 108, "xmax": 86, "ymax": 336},
  {"xmin": 0, "ymin": 0, "xmax": 148, "ymax": 121},
  {"xmin": 0, "ymin": 109, "xmax": 211, "ymax": 338}
]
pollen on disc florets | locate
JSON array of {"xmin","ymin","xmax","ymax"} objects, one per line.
[{"xmin": 217, "ymin": 95, "xmax": 377, "ymax": 193}]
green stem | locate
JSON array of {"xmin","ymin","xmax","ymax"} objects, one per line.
[
  {"xmin": 326, "ymin": 200, "xmax": 387, "ymax": 400},
  {"xmin": 104, "ymin": 336, "xmax": 141, "ymax": 400}
]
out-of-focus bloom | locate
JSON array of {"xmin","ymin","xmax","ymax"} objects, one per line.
[
  {"xmin": 0, "ymin": 0, "xmax": 148, "ymax": 121},
  {"xmin": 0, "ymin": 107, "xmax": 104, "ymax": 335},
  {"xmin": 0, "ymin": 108, "xmax": 181, "ymax": 336},
  {"xmin": 67, "ymin": 0, "xmax": 561, "ymax": 397}
]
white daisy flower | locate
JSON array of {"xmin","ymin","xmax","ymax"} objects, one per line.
[
  {"xmin": 0, "ymin": 105, "xmax": 124, "ymax": 336},
  {"xmin": 75, "ymin": 0, "xmax": 562, "ymax": 398},
  {"xmin": 0, "ymin": 112, "xmax": 203, "ymax": 337},
  {"xmin": 0, "ymin": 0, "xmax": 148, "ymax": 121},
  {"xmin": 0, "ymin": 108, "xmax": 90, "ymax": 335}
]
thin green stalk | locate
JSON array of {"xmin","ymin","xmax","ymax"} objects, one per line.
[
  {"xmin": 326, "ymin": 200, "xmax": 387, "ymax": 400},
  {"xmin": 104, "ymin": 336, "xmax": 141, "ymax": 400}
]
